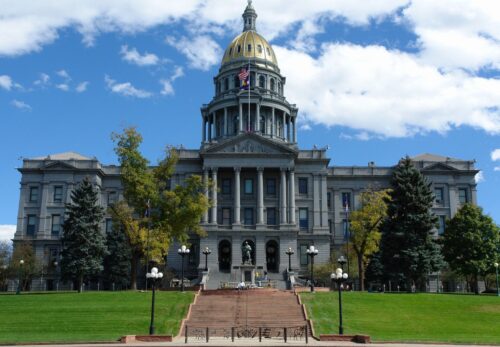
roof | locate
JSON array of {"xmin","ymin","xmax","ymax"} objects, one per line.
[
  {"xmin": 31, "ymin": 151, "xmax": 92, "ymax": 161},
  {"xmin": 411, "ymin": 153, "xmax": 463, "ymax": 162},
  {"xmin": 221, "ymin": 30, "xmax": 278, "ymax": 67}
]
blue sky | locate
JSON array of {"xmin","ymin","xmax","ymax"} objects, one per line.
[{"xmin": 1, "ymin": 0, "xmax": 499, "ymax": 240}]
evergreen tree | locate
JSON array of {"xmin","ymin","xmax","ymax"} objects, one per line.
[
  {"xmin": 379, "ymin": 156, "xmax": 443, "ymax": 290},
  {"xmin": 60, "ymin": 177, "xmax": 107, "ymax": 292},
  {"xmin": 441, "ymin": 203, "xmax": 500, "ymax": 294},
  {"xmin": 103, "ymin": 223, "xmax": 131, "ymax": 290}
]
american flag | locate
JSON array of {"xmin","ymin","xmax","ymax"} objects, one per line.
[{"xmin": 239, "ymin": 66, "xmax": 249, "ymax": 90}]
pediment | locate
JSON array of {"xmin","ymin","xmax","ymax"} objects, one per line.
[
  {"xmin": 202, "ymin": 133, "xmax": 298, "ymax": 156},
  {"xmin": 421, "ymin": 162, "xmax": 458, "ymax": 172},
  {"xmin": 43, "ymin": 161, "xmax": 77, "ymax": 170}
]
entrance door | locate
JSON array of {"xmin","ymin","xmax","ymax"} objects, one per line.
[
  {"xmin": 266, "ymin": 240, "xmax": 279, "ymax": 272},
  {"xmin": 218, "ymin": 240, "xmax": 231, "ymax": 272}
]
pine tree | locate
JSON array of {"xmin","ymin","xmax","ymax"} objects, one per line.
[
  {"xmin": 103, "ymin": 224, "xmax": 131, "ymax": 290},
  {"xmin": 60, "ymin": 177, "xmax": 107, "ymax": 292},
  {"xmin": 379, "ymin": 156, "xmax": 443, "ymax": 290}
]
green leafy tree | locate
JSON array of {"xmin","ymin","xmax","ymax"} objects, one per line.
[
  {"xmin": 103, "ymin": 223, "xmax": 132, "ymax": 290},
  {"xmin": 0, "ymin": 241, "xmax": 11, "ymax": 291},
  {"xmin": 349, "ymin": 189, "xmax": 390, "ymax": 291},
  {"xmin": 10, "ymin": 241, "xmax": 38, "ymax": 291},
  {"xmin": 441, "ymin": 203, "xmax": 500, "ymax": 294},
  {"xmin": 60, "ymin": 177, "xmax": 107, "ymax": 292},
  {"xmin": 379, "ymin": 156, "xmax": 443, "ymax": 290}
]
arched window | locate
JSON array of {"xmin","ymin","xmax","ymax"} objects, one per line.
[
  {"xmin": 278, "ymin": 82, "xmax": 282, "ymax": 95},
  {"xmin": 259, "ymin": 75, "xmax": 265, "ymax": 88},
  {"xmin": 257, "ymin": 45, "xmax": 263, "ymax": 54},
  {"xmin": 224, "ymin": 78, "xmax": 229, "ymax": 91},
  {"xmin": 234, "ymin": 75, "xmax": 240, "ymax": 89},
  {"xmin": 229, "ymin": 47, "xmax": 233, "ymax": 55},
  {"xmin": 277, "ymin": 119, "xmax": 282, "ymax": 137},
  {"xmin": 237, "ymin": 45, "xmax": 241, "ymax": 53},
  {"xmin": 247, "ymin": 44, "xmax": 252, "ymax": 52},
  {"xmin": 270, "ymin": 78, "xmax": 275, "ymax": 92}
]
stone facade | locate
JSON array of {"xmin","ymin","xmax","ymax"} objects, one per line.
[{"xmin": 12, "ymin": 3, "xmax": 478, "ymax": 290}]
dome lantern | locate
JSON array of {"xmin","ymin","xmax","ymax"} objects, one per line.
[{"xmin": 243, "ymin": 0, "xmax": 257, "ymax": 32}]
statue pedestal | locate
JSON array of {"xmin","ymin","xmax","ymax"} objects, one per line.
[{"xmin": 240, "ymin": 264, "xmax": 256, "ymax": 286}]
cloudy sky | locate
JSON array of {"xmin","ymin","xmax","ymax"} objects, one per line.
[{"xmin": 0, "ymin": 0, "xmax": 499, "ymax": 241}]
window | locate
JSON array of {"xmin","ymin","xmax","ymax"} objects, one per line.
[
  {"xmin": 27, "ymin": 215, "xmax": 36, "ymax": 236},
  {"xmin": 221, "ymin": 178, "xmax": 231, "ymax": 195},
  {"xmin": 298, "ymin": 178, "xmax": 308, "ymax": 194},
  {"xmin": 270, "ymin": 78, "xmax": 275, "ymax": 91},
  {"xmin": 257, "ymin": 45, "xmax": 262, "ymax": 53},
  {"xmin": 458, "ymin": 188, "xmax": 468, "ymax": 204},
  {"xmin": 299, "ymin": 208, "xmax": 308, "ymax": 230},
  {"xmin": 224, "ymin": 78, "xmax": 229, "ymax": 91},
  {"xmin": 259, "ymin": 75, "xmax": 265, "ymax": 88},
  {"xmin": 342, "ymin": 192, "xmax": 351, "ymax": 210},
  {"xmin": 244, "ymin": 208, "xmax": 254, "ymax": 225},
  {"xmin": 327, "ymin": 192, "xmax": 331, "ymax": 209},
  {"xmin": 328, "ymin": 219, "xmax": 333, "ymax": 234},
  {"xmin": 267, "ymin": 208, "xmax": 276, "ymax": 225},
  {"xmin": 53, "ymin": 186, "xmax": 63, "ymax": 202},
  {"xmin": 247, "ymin": 44, "xmax": 252, "ymax": 52},
  {"xmin": 29, "ymin": 187, "xmax": 38, "ymax": 202},
  {"xmin": 108, "ymin": 191, "xmax": 117, "ymax": 205},
  {"xmin": 278, "ymin": 82, "xmax": 282, "ymax": 95},
  {"xmin": 105, "ymin": 218, "xmax": 113, "ymax": 233},
  {"xmin": 300, "ymin": 244, "xmax": 309, "ymax": 265},
  {"xmin": 435, "ymin": 188, "xmax": 444, "ymax": 204},
  {"xmin": 188, "ymin": 244, "xmax": 198, "ymax": 265},
  {"xmin": 266, "ymin": 178, "xmax": 276, "ymax": 195},
  {"xmin": 244, "ymin": 179, "xmax": 253, "ymax": 194},
  {"xmin": 438, "ymin": 216, "xmax": 446, "ymax": 236},
  {"xmin": 266, "ymin": 47, "xmax": 271, "ymax": 55},
  {"xmin": 229, "ymin": 47, "xmax": 233, "ymax": 55},
  {"xmin": 237, "ymin": 45, "xmax": 241, "ymax": 53},
  {"xmin": 51, "ymin": 214, "xmax": 61, "ymax": 236},
  {"xmin": 222, "ymin": 208, "xmax": 231, "ymax": 225},
  {"xmin": 234, "ymin": 75, "xmax": 240, "ymax": 89}
]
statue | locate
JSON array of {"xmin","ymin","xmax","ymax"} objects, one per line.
[{"xmin": 242, "ymin": 241, "xmax": 252, "ymax": 264}]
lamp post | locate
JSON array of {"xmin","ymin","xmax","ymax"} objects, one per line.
[
  {"xmin": 306, "ymin": 246, "xmax": 318, "ymax": 292},
  {"xmin": 1, "ymin": 265, "xmax": 7, "ymax": 292},
  {"xmin": 202, "ymin": 247, "xmax": 211, "ymax": 272},
  {"xmin": 331, "ymin": 258, "xmax": 349, "ymax": 335},
  {"xmin": 178, "ymin": 245, "xmax": 190, "ymax": 292},
  {"xmin": 16, "ymin": 259, "xmax": 24, "ymax": 295},
  {"xmin": 53, "ymin": 261, "xmax": 59, "ymax": 291},
  {"xmin": 146, "ymin": 267, "xmax": 163, "ymax": 335},
  {"xmin": 494, "ymin": 262, "xmax": 499, "ymax": 297},
  {"xmin": 285, "ymin": 247, "xmax": 294, "ymax": 272}
]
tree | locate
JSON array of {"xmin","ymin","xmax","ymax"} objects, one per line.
[
  {"xmin": 10, "ymin": 241, "xmax": 38, "ymax": 291},
  {"xmin": 349, "ymin": 189, "xmax": 390, "ymax": 291},
  {"xmin": 103, "ymin": 222, "xmax": 132, "ymax": 290},
  {"xmin": 60, "ymin": 177, "xmax": 107, "ymax": 292},
  {"xmin": 379, "ymin": 156, "xmax": 443, "ymax": 290},
  {"xmin": 441, "ymin": 203, "xmax": 500, "ymax": 294},
  {"xmin": 0, "ymin": 241, "xmax": 11, "ymax": 291}
]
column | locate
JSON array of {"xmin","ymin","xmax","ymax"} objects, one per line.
[
  {"xmin": 239, "ymin": 103, "xmax": 243, "ymax": 133},
  {"xmin": 39, "ymin": 183, "xmax": 50, "ymax": 237},
  {"xmin": 233, "ymin": 167, "xmax": 241, "ymax": 225},
  {"xmin": 321, "ymin": 175, "xmax": 328, "ymax": 227},
  {"xmin": 202, "ymin": 117, "xmax": 206, "ymax": 142},
  {"xmin": 289, "ymin": 170, "xmax": 296, "ymax": 225},
  {"xmin": 257, "ymin": 167, "xmax": 264, "ymax": 225},
  {"xmin": 256, "ymin": 104, "xmax": 261, "ymax": 133},
  {"xmin": 211, "ymin": 168, "xmax": 218, "ymax": 224},
  {"xmin": 280, "ymin": 168, "xmax": 287, "ymax": 224},
  {"xmin": 287, "ymin": 115, "xmax": 291, "ymax": 142},
  {"xmin": 208, "ymin": 117, "xmax": 212, "ymax": 141},
  {"xmin": 313, "ymin": 175, "xmax": 320, "ymax": 228},
  {"xmin": 203, "ymin": 169, "xmax": 209, "ymax": 223},
  {"xmin": 223, "ymin": 108, "xmax": 228, "ymax": 137},
  {"xmin": 282, "ymin": 112, "xmax": 286, "ymax": 139},
  {"xmin": 271, "ymin": 108, "xmax": 275, "ymax": 138},
  {"xmin": 293, "ymin": 117, "xmax": 297, "ymax": 143},
  {"xmin": 212, "ymin": 113, "xmax": 216, "ymax": 138}
]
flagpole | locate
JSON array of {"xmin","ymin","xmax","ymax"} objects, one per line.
[{"xmin": 248, "ymin": 58, "xmax": 251, "ymax": 132}]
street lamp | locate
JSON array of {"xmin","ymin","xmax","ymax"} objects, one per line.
[
  {"xmin": 285, "ymin": 247, "xmax": 295, "ymax": 272},
  {"xmin": 178, "ymin": 245, "xmax": 190, "ymax": 292},
  {"xmin": 202, "ymin": 247, "xmax": 211, "ymax": 272},
  {"xmin": 16, "ymin": 259, "xmax": 24, "ymax": 295},
  {"xmin": 53, "ymin": 261, "xmax": 59, "ymax": 291},
  {"xmin": 331, "ymin": 260, "xmax": 349, "ymax": 335},
  {"xmin": 146, "ymin": 267, "xmax": 163, "ymax": 335},
  {"xmin": 306, "ymin": 246, "xmax": 318, "ymax": 292},
  {"xmin": 494, "ymin": 262, "xmax": 499, "ymax": 297}
]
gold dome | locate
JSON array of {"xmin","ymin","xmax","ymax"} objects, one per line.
[{"xmin": 221, "ymin": 30, "xmax": 278, "ymax": 66}]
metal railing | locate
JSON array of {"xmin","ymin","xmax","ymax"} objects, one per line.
[{"xmin": 184, "ymin": 325, "xmax": 308, "ymax": 343}]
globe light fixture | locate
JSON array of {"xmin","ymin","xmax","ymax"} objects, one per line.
[
  {"xmin": 285, "ymin": 247, "xmax": 295, "ymax": 272},
  {"xmin": 146, "ymin": 267, "xmax": 163, "ymax": 335},
  {"xmin": 16, "ymin": 259, "xmax": 24, "ymax": 295},
  {"xmin": 331, "ymin": 256, "xmax": 349, "ymax": 335},
  {"xmin": 178, "ymin": 245, "xmax": 190, "ymax": 292},
  {"xmin": 202, "ymin": 247, "xmax": 211, "ymax": 272},
  {"xmin": 494, "ymin": 262, "xmax": 499, "ymax": 297},
  {"xmin": 306, "ymin": 246, "xmax": 318, "ymax": 292}
]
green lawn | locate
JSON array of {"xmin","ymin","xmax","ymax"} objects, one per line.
[
  {"xmin": 301, "ymin": 292, "xmax": 500, "ymax": 344},
  {"xmin": 0, "ymin": 291, "xmax": 194, "ymax": 343}
]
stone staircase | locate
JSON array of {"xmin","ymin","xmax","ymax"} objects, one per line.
[{"xmin": 182, "ymin": 289, "xmax": 312, "ymax": 338}]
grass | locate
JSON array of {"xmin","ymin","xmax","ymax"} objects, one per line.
[
  {"xmin": 301, "ymin": 291, "xmax": 500, "ymax": 344},
  {"xmin": 0, "ymin": 291, "xmax": 194, "ymax": 343}
]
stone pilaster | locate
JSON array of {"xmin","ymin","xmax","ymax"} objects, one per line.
[
  {"xmin": 203, "ymin": 169, "xmax": 209, "ymax": 223},
  {"xmin": 211, "ymin": 168, "xmax": 218, "ymax": 224},
  {"xmin": 233, "ymin": 167, "xmax": 241, "ymax": 225},
  {"xmin": 313, "ymin": 175, "xmax": 320, "ymax": 229},
  {"xmin": 280, "ymin": 168, "xmax": 287, "ymax": 225},
  {"xmin": 321, "ymin": 175, "xmax": 328, "ymax": 227},
  {"xmin": 223, "ymin": 108, "xmax": 228, "ymax": 137},
  {"xmin": 257, "ymin": 167, "xmax": 264, "ymax": 226},
  {"xmin": 289, "ymin": 170, "xmax": 296, "ymax": 226},
  {"xmin": 271, "ymin": 107, "xmax": 275, "ymax": 138}
]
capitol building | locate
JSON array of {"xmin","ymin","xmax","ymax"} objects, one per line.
[{"xmin": 13, "ymin": 2, "xmax": 478, "ymax": 290}]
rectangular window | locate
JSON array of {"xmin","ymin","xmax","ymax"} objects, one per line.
[
  {"xmin": 328, "ymin": 219, "xmax": 332, "ymax": 234},
  {"xmin": 27, "ymin": 215, "xmax": 36, "ymax": 236},
  {"xmin": 221, "ymin": 179, "xmax": 231, "ymax": 195},
  {"xmin": 438, "ymin": 215, "xmax": 446, "ymax": 236},
  {"xmin": 244, "ymin": 179, "xmax": 253, "ymax": 194},
  {"xmin": 267, "ymin": 208, "xmax": 276, "ymax": 225},
  {"xmin": 244, "ymin": 208, "xmax": 254, "ymax": 225},
  {"xmin": 300, "ymin": 244, "xmax": 309, "ymax": 266},
  {"xmin": 342, "ymin": 192, "xmax": 351, "ymax": 210},
  {"xmin": 53, "ymin": 186, "xmax": 63, "ymax": 202},
  {"xmin": 266, "ymin": 178, "xmax": 276, "ymax": 195},
  {"xmin": 188, "ymin": 244, "xmax": 198, "ymax": 265},
  {"xmin": 29, "ymin": 187, "xmax": 38, "ymax": 202},
  {"xmin": 105, "ymin": 218, "xmax": 113, "ymax": 233},
  {"xmin": 108, "ymin": 191, "xmax": 117, "ymax": 205},
  {"xmin": 51, "ymin": 214, "xmax": 61, "ymax": 236},
  {"xmin": 299, "ymin": 208, "xmax": 308, "ymax": 230},
  {"xmin": 298, "ymin": 178, "xmax": 308, "ymax": 194},
  {"xmin": 222, "ymin": 208, "xmax": 231, "ymax": 225},
  {"xmin": 435, "ymin": 188, "xmax": 444, "ymax": 204},
  {"xmin": 327, "ymin": 192, "xmax": 331, "ymax": 209},
  {"xmin": 458, "ymin": 188, "xmax": 468, "ymax": 204}
]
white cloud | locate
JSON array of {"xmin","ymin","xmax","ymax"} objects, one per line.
[
  {"xmin": 105, "ymin": 75, "xmax": 152, "ymax": 98},
  {"xmin": 120, "ymin": 45, "xmax": 159, "ymax": 66},
  {"xmin": 56, "ymin": 83, "xmax": 69, "ymax": 91},
  {"xmin": 0, "ymin": 75, "xmax": 13, "ymax": 90},
  {"xmin": 0, "ymin": 225, "xmax": 15, "ymax": 242},
  {"xmin": 160, "ymin": 66, "xmax": 184, "ymax": 96},
  {"xmin": 34, "ymin": 72, "xmax": 50, "ymax": 86},
  {"xmin": 76, "ymin": 81, "xmax": 89, "ymax": 93},
  {"xmin": 165, "ymin": 35, "xmax": 222, "ymax": 71},
  {"xmin": 491, "ymin": 149, "xmax": 500, "ymax": 161},
  {"xmin": 475, "ymin": 171, "xmax": 484, "ymax": 183},
  {"xmin": 494, "ymin": 167, "xmax": 500, "ymax": 172},
  {"xmin": 11, "ymin": 99, "xmax": 32, "ymax": 111},
  {"xmin": 56, "ymin": 69, "xmax": 71, "ymax": 80},
  {"xmin": 275, "ymin": 43, "xmax": 500, "ymax": 138}
]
